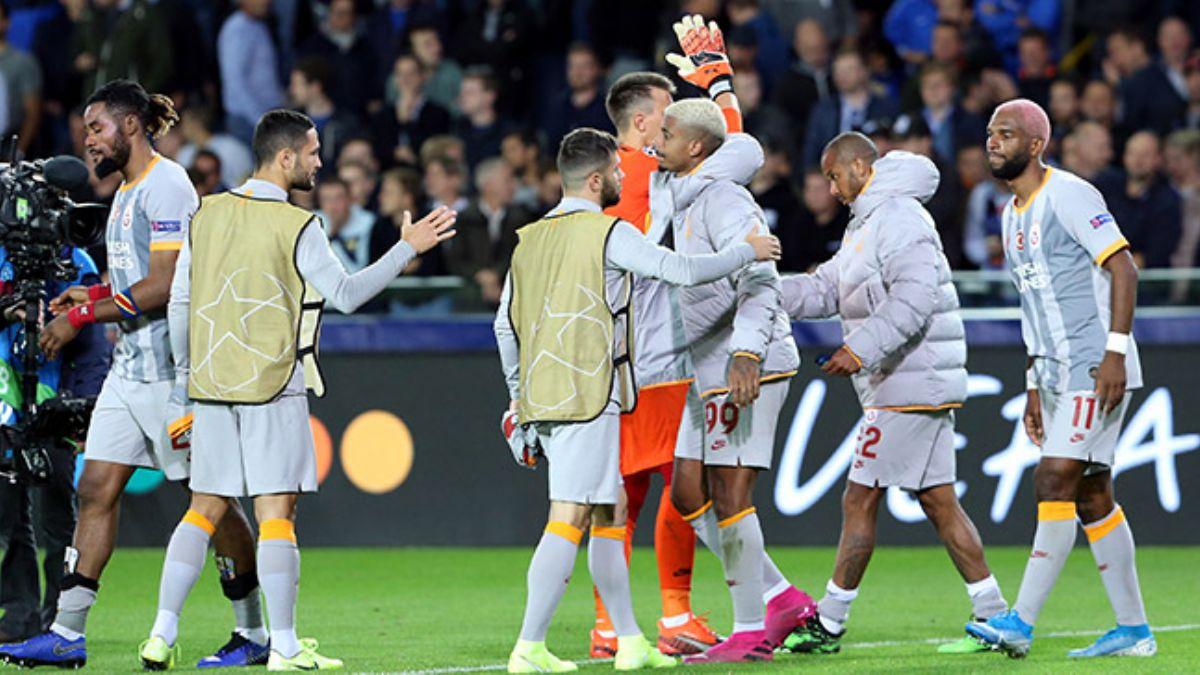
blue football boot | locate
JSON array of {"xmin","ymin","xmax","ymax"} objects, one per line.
[
  {"xmin": 1068, "ymin": 624, "xmax": 1156, "ymax": 658},
  {"xmin": 965, "ymin": 609, "xmax": 1034, "ymax": 658},
  {"xmin": 197, "ymin": 632, "xmax": 270, "ymax": 668},
  {"xmin": 0, "ymin": 631, "xmax": 87, "ymax": 668}
]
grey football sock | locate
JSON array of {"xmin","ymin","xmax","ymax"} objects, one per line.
[
  {"xmin": 588, "ymin": 530, "xmax": 641, "ymax": 637},
  {"xmin": 1012, "ymin": 503, "xmax": 1077, "ymax": 625},
  {"xmin": 717, "ymin": 511, "xmax": 766, "ymax": 631},
  {"xmin": 1084, "ymin": 506, "xmax": 1148, "ymax": 626},
  {"xmin": 816, "ymin": 578, "xmax": 857, "ymax": 629},
  {"xmin": 517, "ymin": 523, "xmax": 581, "ymax": 642},
  {"xmin": 51, "ymin": 586, "xmax": 96, "ymax": 638},
  {"xmin": 965, "ymin": 575, "xmax": 1007, "ymax": 621},
  {"xmin": 687, "ymin": 506, "xmax": 721, "ymax": 558},
  {"xmin": 150, "ymin": 521, "xmax": 211, "ymax": 644},
  {"xmin": 258, "ymin": 538, "xmax": 301, "ymax": 658}
]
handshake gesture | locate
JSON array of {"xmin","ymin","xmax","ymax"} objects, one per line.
[{"xmin": 666, "ymin": 14, "xmax": 734, "ymax": 98}]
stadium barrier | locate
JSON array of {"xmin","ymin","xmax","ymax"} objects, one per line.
[{"xmin": 113, "ymin": 315, "xmax": 1200, "ymax": 547}]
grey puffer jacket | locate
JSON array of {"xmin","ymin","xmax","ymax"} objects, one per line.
[{"xmin": 782, "ymin": 151, "xmax": 966, "ymax": 410}]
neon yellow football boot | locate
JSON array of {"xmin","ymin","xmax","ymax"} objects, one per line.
[
  {"xmin": 267, "ymin": 638, "xmax": 343, "ymax": 671},
  {"xmin": 507, "ymin": 640, "xmax": 578, "ymax": 673}
]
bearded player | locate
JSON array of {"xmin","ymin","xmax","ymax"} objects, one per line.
[
  {"xmin": 0, "ymin": 80, "xmax": 265, "ymax": 670},
  {"xmin": 967, "ymin": 99, "xmax": 1154, "ymax": 658}
]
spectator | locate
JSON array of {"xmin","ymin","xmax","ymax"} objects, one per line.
[
  {"xmin": 899, "ymin": 20, "xmax": 969, "ymax": 110},
  {"xmin": 939, "ymin": 0, "xmax": 1000, "ymax": 71},
  {"xmin": 369, "ymin": 166, "xmax": 450, "ymax": 296},
  {"xmin": 452, "ymin": 0, "xmax": 536, "ymax": 115},
  {"xmin": 801, "ymin": 48, "xmax": 900, "ymax": 168},
  {"xmin": 409, "ymin": 23, "xmax": 461, "ymax": 114},
  {"xmin": 72, "ymin": 0, "xmax": 172, "ymax": 104},
  {"xmin": 420, "ymin": 134, "xmax": 467, "ymax": 168},
  {"xmin": 760, "ymin": 0, "xmax": 857, "ymax": 47},
  {"xmin": 374, "ymin": 52, "xmax": 451, "ymax": 168},
  {"xmin": 499, "ymin": 129, "xmax": 542, "ymax": 212},
  {"xmin": 1096, "ymin": 130, "xmax": 1182, "ymax": 268},
  {"xmin": 0, "ymin": 2, "xmax": 40, "ymax": 156},
  {"xmin": 1163, "ymin": 129, "xmax": 1200, "ymax": 281},
  {"xmin": 338, "ymin": 136, "xmax": 381, "ymax": 176},
  {"xmin": 750, "ymin": 139, "xmax": 804, "ymax": 270},
  {"xmin": 367, "ymin": 0, "xmax": 443, "ymax": 90},
  {"xmin": 1080, "ymin": 78, "xmax": 1118, "ymax": 129},
  {"xmin": 447, "ymin": 157, "xmax": 530, "ymax": 307},
  {"xmin": 736, "ymin": 69, "xmax": 791, "ymax": 150},
  {"xmin": 772, "ymin": 18, "xmax": 831, "ymax": 154},
  {"xmin": 175, "ymin": 104, "xmax": 253, "ymax": 188},
  {"xmin": 31, "ymin": 0, "xmax": 84, "ymax": 156},
  {"xmin": 423, "ymin": 154, "xmax": 469, "ymax": 213},
  {"xmin": 1059, "ymin": 120, "xmax": 1117, "ymax": 182},
  {"xmin": 726, "ymin": 0, "xmax": 790, "ymax": 90},
  {"xmin": 1047, "ymin": 78, "xmax": 1079, "ymax": 139},
  {"xmin": 454, "ymin": 67, "xmax": 513, "ymax": 173},
  {"xmin": 963, "ymin": 173, "xmax": 1010, "ymax": 269},
  {"xmin": 972, "ymin": 0, "xmax": 1059, "ymax": 75},
  {"xmin": 1107, "ymin": 28, "xmax": 1187, "ymax": 137},
  {"xmin": 289, "ymin": 56, "xmax": 358, "ymax": 170},
  {"xmin": 299, "ymin": 0, "xmax": 378, "ymax": 117},
  {"xmin": 883, "ymin": 0, "xmax": 940, "ymax": 64},
  {"xmin": 535, "ymin": 160, "xmax": 561, "ymax": 212},
  {"xmin": 916, "ymin": 61, "xmax": 985, "ymax": 163},
  {"xmin": 1158, "ymin": 16, "xmax": 1192, "ymax": 106},
  {"xmin": 1016, "ymin": 28, "xmax": 1056, "ymax": 108},
  {"xmin": 892, "ymin": 113, "xmax": 967, "ymax": 267},
  {"xmin": 315, "ymin": 176, "xmax": 379, "ymax": 275},
  {"xmin": 1187, "ymin": 56, "xmax": 1200, "ymax": 128},
  {"xmin": 218, "ymin": 0, "xmax": 285, "ymax": 143},
  {"xmin": 542, "ymin": 43, "xmax": 612, "ymax": 150},
  {"xmin": 795, "ymin": 167, "xmax": 849, "ymax": 270},
  {"xmin": 338, "ymin": 158, "xmax": 379, "ymax": 211},
  {"xmin": 187, "ymin": 149, "xmax": 225, "ymax": 197}
]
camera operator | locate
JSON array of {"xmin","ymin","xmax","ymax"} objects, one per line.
[{"xmin": 0, "ymin": 245, "xmax": 107, "ymax": 644}]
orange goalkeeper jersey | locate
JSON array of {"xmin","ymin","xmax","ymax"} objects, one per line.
[{"xmin": 605, "ymin": 144, "xmax": 658, "ymax": 233}]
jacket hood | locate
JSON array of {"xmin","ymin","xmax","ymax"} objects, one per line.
[{"xmin": 850, "ymin": 151, "xmax": 940, "ymax": 222}]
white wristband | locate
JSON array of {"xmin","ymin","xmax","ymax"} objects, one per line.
[
  {"xmin": 1026, "ymin": 368, "xmax": 1037, "ymax": 391},
  {"xmin": 1105, "ymin": 332, "xmax": 1129, "ymax": 355}
]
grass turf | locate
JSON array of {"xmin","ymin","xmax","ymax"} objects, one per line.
[{"xmin": 11, "ymin": 546, "xmax": 1197, "ymax": 673}]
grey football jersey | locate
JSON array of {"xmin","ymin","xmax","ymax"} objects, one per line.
[
  {"xmin": 105, "ymin": 155, "xmax": 196, "ymax": 382},
  {"xmin": 1001, "ymin": 167, "xmax": 1142, "ymax": 392}
]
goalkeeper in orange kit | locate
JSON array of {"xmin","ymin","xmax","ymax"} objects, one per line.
[{"xmin": 587, "ymin": 15, "xmax": 815, "ymax": 659}]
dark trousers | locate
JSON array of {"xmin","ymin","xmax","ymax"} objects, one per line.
[{"xmin": 0, "ymin": 448, "xmax": 76, "ymax": 637}]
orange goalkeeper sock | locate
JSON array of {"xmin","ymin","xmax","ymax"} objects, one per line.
[{"xmin": 655, "ymin": 487, "xmax": 695, "ymax": 618}]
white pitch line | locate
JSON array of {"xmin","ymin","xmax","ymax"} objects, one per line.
[{"xmin": 398, "ymin": 624, "xmax": 1200, "ymax": 674}]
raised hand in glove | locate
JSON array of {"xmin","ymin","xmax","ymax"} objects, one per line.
[{"xmin": 665, "ymin": 14, "xmax": 734, "ymax": 98}]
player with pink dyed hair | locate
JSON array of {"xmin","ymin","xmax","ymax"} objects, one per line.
[{"xmin": 968, "ymin": 99, "xmax": 1155, "ymax": 659}]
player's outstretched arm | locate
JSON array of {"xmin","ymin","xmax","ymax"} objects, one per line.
[
  {"xmin": 781, "ymin": 260, "xmax": 841, "ymax": 320},
  {"xmin": 298, "ymin": 206, "xmax": 456, "ymax": 314},
  {"xmin": 492, "ymin": 273, "xmax": 521, "ymax": 401},
  {"xmin": 607, "ymin": 220, "xmax": 778, "ymax": 286}
]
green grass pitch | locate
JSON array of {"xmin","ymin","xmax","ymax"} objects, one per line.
[{"xmin": 22, "ymin": 545, "xmax": 1199, "ymax": 673}]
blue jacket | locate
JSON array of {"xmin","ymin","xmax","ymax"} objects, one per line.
[
  {"xmin": 802, "ymin": 94, "xmax": 901, "ymax": 169},
  {"xmin": 884, "ymin": 0, "xmax": 938, "ymax": 58},
  {"xmin": 0, "ymin": 247, "xmax": 103, "ymax": 424}
]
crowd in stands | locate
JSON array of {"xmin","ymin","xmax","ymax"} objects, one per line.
[{"xmin": 3, "ymin": 0, "xmax": 1200, "ymax": 312}]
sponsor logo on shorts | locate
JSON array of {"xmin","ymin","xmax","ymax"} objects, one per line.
[
  {"xmin": 710, "ymin": 439, "xmax": 726, "ymax": 452},
  {"xmin": 1070, "ymin": 432, "xmax": 1086, "ymax": 444}
]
